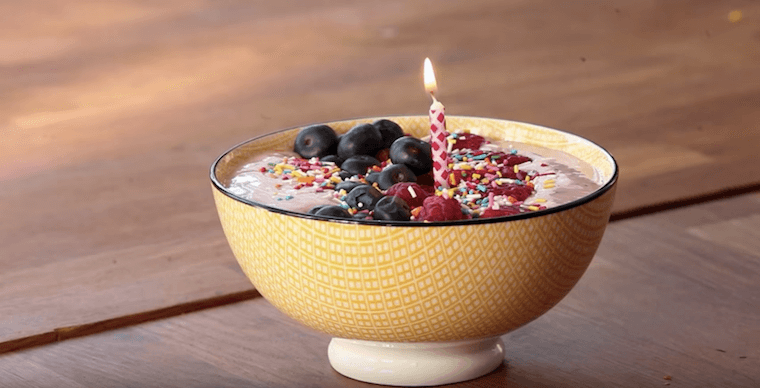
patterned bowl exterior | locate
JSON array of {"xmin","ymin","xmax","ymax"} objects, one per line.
[{"xmin": 211, "ymin": 116, "xmax": 617, "ymax": 342}]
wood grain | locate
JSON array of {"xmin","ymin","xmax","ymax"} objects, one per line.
[
  {"xmin": 1, "ymin": 193, "xmax": 759, "ymax": 387},
  {"xmin": 2, "ymin": 0, "xmax": 760, "ymax": 352}
]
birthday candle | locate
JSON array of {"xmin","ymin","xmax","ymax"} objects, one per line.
[{"xmin": 424, "ymin": 58, "xmax": 448, "ymax": 189}]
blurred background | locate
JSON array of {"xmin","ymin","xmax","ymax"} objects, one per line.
[{"xmin": 2, "ymin": 0, "xmax": 759, "ymax": 210}]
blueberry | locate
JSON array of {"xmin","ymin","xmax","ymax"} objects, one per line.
[
  {"xmin": 345, "ymin": 185, "xmax": 384, "ymax": 211},
  {"xmin": 314, "ymin": 205, "xmax": 352, "ymax": 219},
  {"xmin": 377, "ymin": 164, "xmax": 416, "ymax": 190},
  {"xmin": 389, "ymin": 137, "xmax": 433, "ymax": 175},
  {"xmin": 341, "ymin": 155, "xmax": 381, "ymax": 177},
  {"xmin": 307, "ymin": 205, "xmax": 329, "ymax": 214},
  {"xmin": 294, "ymin": 125, "xmax": 338, "ymax": 159},
  {"xmin": 372, "ymin": 195, "xmax": 411, "ymax": 221},
  {"xmin": 321, "ymin": 154, "xmax": 344, "ymax": 165},
  {"xmin": 335, "ymin": 181, "xmax": 366, "ymax": 193},
  {"xmin": 353, "ymin": 212, "xmax": 371, "ymax": 220},
  {"xmin": 373, "ymin": 119, "xmax": 404, "ymax": 149},
  {"xmin": 338, "ymin": 170, "xmax": 353, "ymax": 180},
  {"xmin": 365, "ymin": 171, "xmax": 381, "ymax": 185},
  {"xmin": 337, "ymin": 123, "xmax": 383, "ymax": 159}
]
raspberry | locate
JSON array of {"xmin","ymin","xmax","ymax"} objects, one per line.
[
  {"xmin": 491, "ymin": 184, "xmax": 534, "ymax": 202},
  {"xmin": 417, "ymin": 196, "xmax": 467, "ymax": 222},
  {"xmin": 375, "ymin": 148, "xmax": 391, "ymax": 163},
  {"xmin": 497, "ymin": 165, "xmax": 527, "ymax": 180},
  {"xmin": 385, "ymin": 182, "xmax": 431, "ymax": 209},
  {"xmin": 415, "ymin": 171, "xmax": 436, "ymax": 188},
  {"xmin": 452, "ymin": 133, "xmax": 485, "ymax": 151},
  {"xmin": 488, "ymin": 152, "xmax": 531, "ymax": 166}
]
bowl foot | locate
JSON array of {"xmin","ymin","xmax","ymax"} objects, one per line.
[{"xmin": 327, "ymin": 336, "xmax": 504, "ymax": 386}]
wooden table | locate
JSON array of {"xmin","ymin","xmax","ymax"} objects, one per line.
[{"xmin": 2, "ymin": 0, "xmax": 759, "ymax": 386}]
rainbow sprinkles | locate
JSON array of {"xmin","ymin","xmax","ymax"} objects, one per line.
[{"xmin": 227, "ymin": 124, "xmax": 603, "ymax": 222}]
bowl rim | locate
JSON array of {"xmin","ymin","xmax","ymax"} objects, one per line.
[{"xmin": 210, "ymin": 115, "xmax": 619, "ymax": 227}]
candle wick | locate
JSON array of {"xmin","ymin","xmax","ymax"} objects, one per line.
[{"xmin": 430, "ymin": 92, "xmax": 437, "ymax": 102}]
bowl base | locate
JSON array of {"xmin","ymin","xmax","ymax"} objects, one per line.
[{"xmin": 327, "ymin": 336, "xmax": 504, "ymax": 386}]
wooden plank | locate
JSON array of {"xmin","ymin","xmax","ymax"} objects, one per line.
[
  {"xmin": 0, "ymin": 290, "xmax": 259, "ymax": 354},
  {"xmin": 1, "ymin": 194, "xmax": 759, "ymax": 387},
  {"xmin": 2, "ymin": 0, "xmax": 760, "ymax": 349}
]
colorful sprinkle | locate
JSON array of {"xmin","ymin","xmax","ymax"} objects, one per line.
[{"xmin": 408, "ymin": 186, "xmax": 418, "ymax": 198}]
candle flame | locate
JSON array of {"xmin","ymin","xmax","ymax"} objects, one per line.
[{"xmin": 423, "ymin": 58, "xmax": 437, "ymax": 94}]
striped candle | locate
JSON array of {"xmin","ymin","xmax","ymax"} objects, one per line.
[{"xmin": 424, "ymin": 58, "xmax": 449, "ymax": 189}]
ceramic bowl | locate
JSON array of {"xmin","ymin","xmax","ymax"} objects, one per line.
[{"xmin": 210, "ymin": 116, "xmax": 617, "ymax": 386}]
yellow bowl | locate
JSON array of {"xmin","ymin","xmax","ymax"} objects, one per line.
[{"xmin": 211, "ymin": 116, "xmax": 617, "ymax": 343}]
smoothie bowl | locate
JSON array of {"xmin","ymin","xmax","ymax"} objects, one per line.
[{"xmin": 210, "ymin": 116, "xmax": 618, "ymax": 386}]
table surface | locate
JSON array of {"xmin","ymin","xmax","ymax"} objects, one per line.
[{"xmin": 2, "ymin": 0, "xmax": 759, "ymax": 386}]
